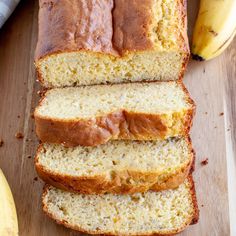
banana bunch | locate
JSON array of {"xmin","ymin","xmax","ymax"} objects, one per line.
[
  {"xmin": 192, "ymin": 0, "xmax": 236, "ymax": 61},
  {"xmin": 0, "ymin": 169, "xmax": 18, "ymax": 235}
]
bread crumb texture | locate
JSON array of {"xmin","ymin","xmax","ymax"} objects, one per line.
[
  {"xmin": 38, "ymin": 137, "xmax": 191, "ymax": 177},
  {"xmin": 36, "ymin": 82, "xmax": 192, "ymax": 119},
  {"xmin": 43, "ymin": 179, "xmax": 196, "ymax": 235}
]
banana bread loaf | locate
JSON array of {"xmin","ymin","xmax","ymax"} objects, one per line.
[{"xmin": 35, "ymin": 0, "xmax": 189, "ymax": 87}]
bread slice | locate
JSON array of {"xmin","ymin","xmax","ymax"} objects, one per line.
[
  {"xmin": 42, "ymin": 176, "xmax": 198, "ymax": 235},
  {"xmin": 35, "ymin": 137, "xmax": 194, "ymax": 194},
  {"xmin": 34, "ymin": 81, "xmax": 195, "ymax": 147},
  {"xmin": 35, "ymin": 0, "xmax": 189, "ymax": 88}
]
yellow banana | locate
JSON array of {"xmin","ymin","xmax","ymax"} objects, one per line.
[
  {"xmin": 192, "ymin": 0, "xmax": 236, "ymax": 61},
  {"xmin": 0, "ymin": 169, "xmax": 18, "ymax": 236}
]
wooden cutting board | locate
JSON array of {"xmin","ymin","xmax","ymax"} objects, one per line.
[{"xmin": 0, "ymin": 1, "xmax": 235, "ymax": 235}]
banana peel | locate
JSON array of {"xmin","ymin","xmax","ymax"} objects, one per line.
[
  {"xmin": 0, "ymin": 169, "xmax": 18, "ymax": 236},
  {"xmin": 192, "ymin": 0, "xmax": 236, "ymax": 61}
]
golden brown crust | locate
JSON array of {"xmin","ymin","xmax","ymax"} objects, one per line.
[
  {"xmin": 34, "ymin": 81, "xmax": 195, "ymax": 147},
  {"xmin": 35, "ymin": 0, "xmax": 155, "ymax": 60},
  {"xmin": 188, "ymin": 175, "xmax": 199, "ymax": 224},
  {"xmin": 34, "ymin": 109, "xmax": 194, "ymax": 147},
  {"xmin": 35, "ymin": 137, "xmax": 194, "ymax": 194},
  {"xmin": 112, "ymin": 0, "xmax": 153, "ymax": 55},
  {"xmin": 42, "ymin": 175, "xmax": 198, "ymax": 236},
  {"xmin": 178, "ymin": 0, "xmax": 190, "ymax": 79},
  {"xmin": 34, "ymin": 111, "xmax": 188, "ymax": 147},
  {"xmin": 37, "ymin": 164, "xmax": 191, "ymax": 194},
  {"xmin": 35, "ymin": 0, "xmax": 189, "ymax": 59},
  {"xmin": 35, "ymin": 0, "xmax": 117, "ymax": 60}
]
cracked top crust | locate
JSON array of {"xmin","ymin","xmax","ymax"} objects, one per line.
[{"xmin": 35, "ymin": 0, "xmax": 188, "ymax": 59}]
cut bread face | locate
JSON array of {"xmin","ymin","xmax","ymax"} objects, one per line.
[
  {"xmin": 34, "ymin": 81, "xmax": 195, "ymax": 147},
  {"xmin": 35, "ymin": 137, "xmax": 194, "ymax": 194},
  {"xmin": 35, "ymin": 0, "xmax": 189, "ymax": 87},
  {"xmin": 36, "ymin": 82, "xmax": 191, "ymax": 119},
  {"xmin": 42, "ymin": 177, "xmax": 198, "ymax": 236},
  {"xmin": 36, "ymin": 51, "xmax": 188, "ymax": 88}
]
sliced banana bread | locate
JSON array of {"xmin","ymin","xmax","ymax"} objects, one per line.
[
  {"xmin": 35, "ymin": 0, "xmax": 189, "ymax": 88},
  {"xmin": 35, "ymin": 137, "xmax": 194, "ymax": 194},
  {"xmin": 42, "ymin": 176, "xmax": 198, "ymax": 235},
  {"xmin": 34, "ymin": 81, "xmax": 195, "ymax": 147}
]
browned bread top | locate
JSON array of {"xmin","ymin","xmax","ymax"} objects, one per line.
[{"xmin": 35, "ymin": 0, "xmax": 188, "ymax": 60}]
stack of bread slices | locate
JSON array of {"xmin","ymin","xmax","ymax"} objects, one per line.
[{"xmin": 33, "ymin": 0, "xmax": 199, "ymax": 235}]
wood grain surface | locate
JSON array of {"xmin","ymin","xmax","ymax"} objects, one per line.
[{"xmin": 0, "ymin": 1, "xmax": 235, "ymax": 235}]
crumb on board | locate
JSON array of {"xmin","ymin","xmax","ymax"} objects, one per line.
[
  {"xmin": 27, "ymin": 155, "xmax": 32, "ymax": 159},
  {"xmin": 0, "ymin": 139, "xmax": 4, "ymax": 147},
  {"xmin": 201, "ymin": 204, "xmax": 204, "ymax": 207},
  {"xmin": 227, "ymin": 128, "xmax": 230, "ymax": 131},
  {"xmin": 37, "ymin": 90, "xmax": 46, "ymax": 97},
  {"xmin": 201, "ymin": 158, "xmax": 208, "ymax": 166},
  {"xmin": 30, "ymin": 113, "xmax": 34, "ymax": 119},
  {"xmin": 17, "ymin": 115, "xmax": 20, "ymax": 118},
  {"xmin": 204, "ymin": 112, "xmax": 208, "ymax": 115},
  {"xmin": 34, "ymin": 177, "xmax": 38, "ymax": 181},
  {"xmin": 15, "ymin": 132, "xmax": 24, "ymax": 139},
  {"xmin": 214, "ymin": 126, "xmax": 217, "ymax": 129},
  {"xmin": 219, "ymin": 112, "xmax": 224, "ymax": 116}
]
